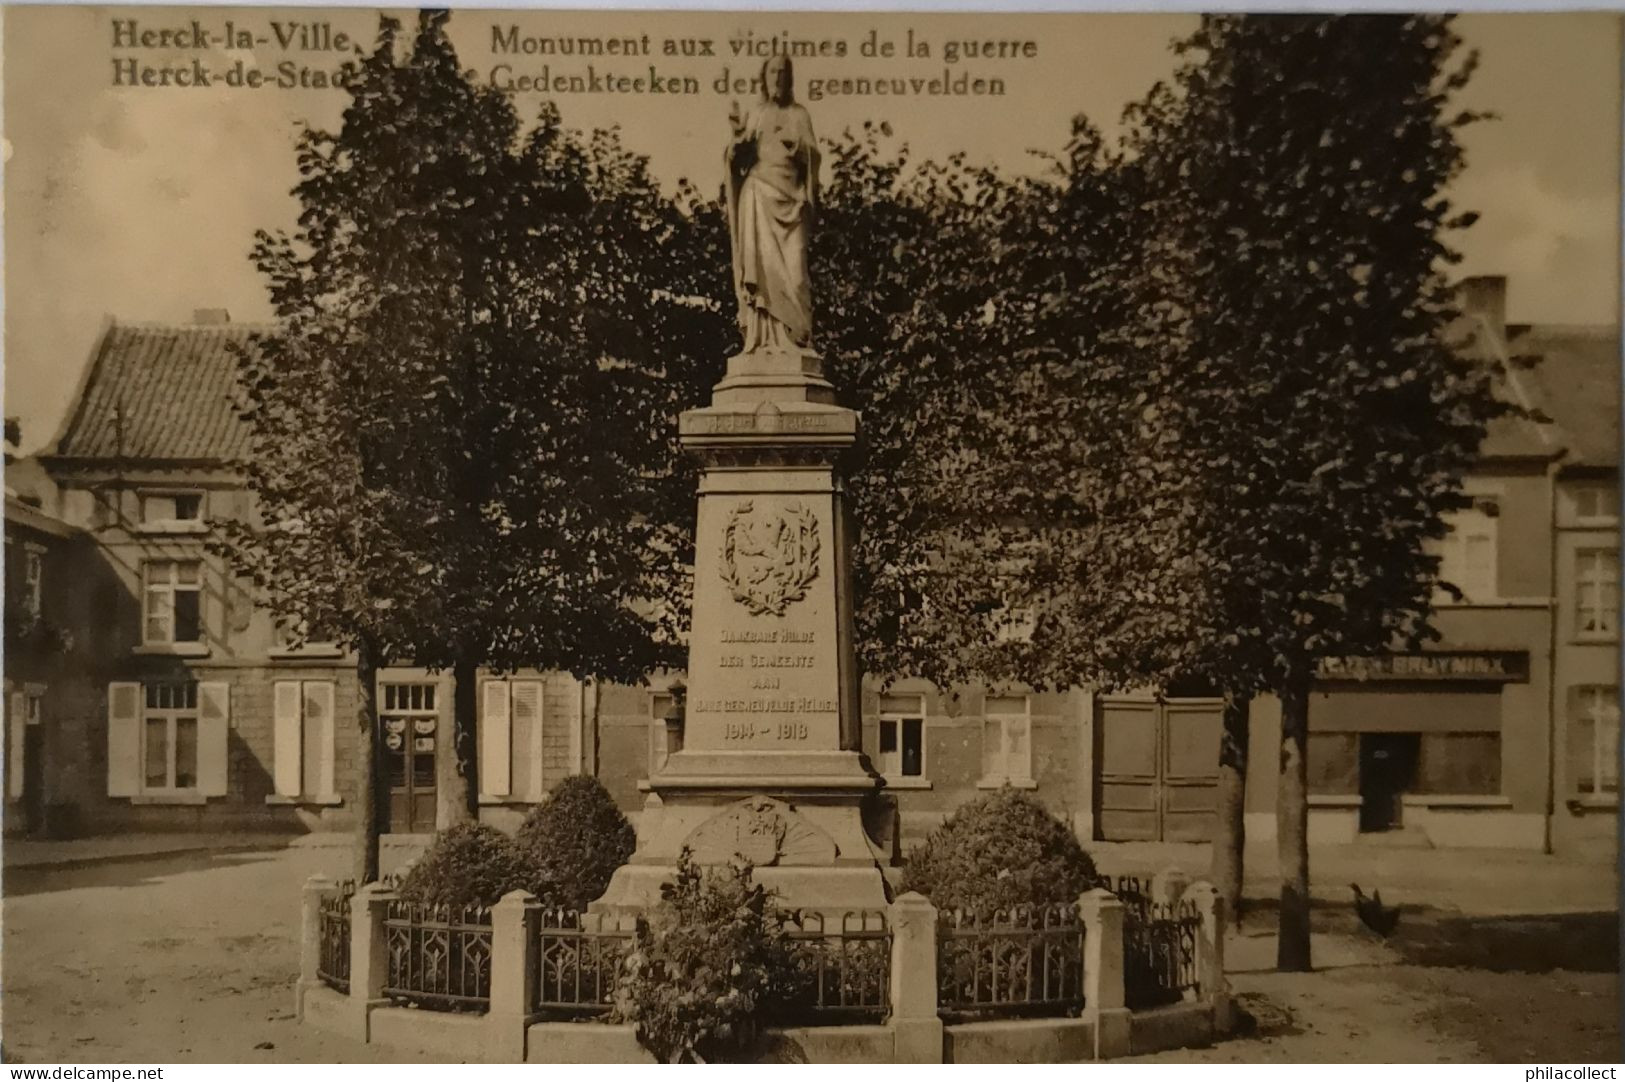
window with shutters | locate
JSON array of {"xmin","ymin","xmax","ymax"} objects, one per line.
[
  {"xmin": 143, "ymin": 682, "xmax": 200, "ymax": 792},
  {"xmin": 142, "ymin": 560, "xmax": 203, "ymax": 643},
  {"xmin": 1570, "ymin": 686, "xmax": 1620, "ymax": 798},
  {"xmin": 981, "ymin": 695, "xmax": 1034, "ymax": 786},
  {"xmin": 21, "ymin": 546, "xmax": 42, "ymax": 618},
  {"xmin": 1576, "ymin": 550, "xmax": 1620, "ymax": 641},
  {"xmin": 6, "ymin": 685, "xmax": 43, "ymax": 801},
  {"xmin": 1432, "ymin": 501, "xmax": 1499, "ymax": 603},
  {"xmin": 107, "ymin": 680, "xmax": 228, "ymax": 801},
  {"xmin": 271, "ymin": 679, "xmax": 336, "ymax": 802},
  {"xmin": 878, "ymin": 694, "xmax": 926, "ymax": 780},
  {"xmin": 478, "ymin": 677, "xmax": 546, "ymax": 803}
]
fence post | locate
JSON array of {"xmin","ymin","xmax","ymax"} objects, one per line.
[
  {"xmin": 1183, "ymin": 880, "xmax": 1232, "ymax": 1035},
  {"xmin": 1079, "ymin": 887, "xmax": 1130, "ymax": 1060},
  {"xmin": 1150, "ymin": 866, "xmax": 1192, "ymax": 906},
  {"xmin": 487, "ymin": 889, "xmax": 540, "ymax": 1062},
  {"xmin": 296, "ymin": 875, "xmax": 334, "ymax": 1021},
  {"xmin": 888, "ymin": 891, "xmax": 943, "ymax": 1064},
  {"xmin": 348, "ymin": 881, "xmax": 395, "ymax": 1042}
]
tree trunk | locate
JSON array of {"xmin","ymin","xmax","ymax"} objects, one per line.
[
  {"xmin": 354, "ymin": 634, "xmax": 381, "ymax": 885},
  {"xmin": 1275, "ymin": 667, "xmax": 1313, "ymax": 972},
  {"xmin": 437, "ymin": 655, "xmax": 479, "ymax": 829},
  {"xmin": 1210, "ymin": 690, "xmax": 1250, "ymax": 927},
  {"xmin": 590, "ymin": 678, "xmax": 601, "ymax": 777}
]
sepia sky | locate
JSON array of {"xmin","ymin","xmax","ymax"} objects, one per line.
[{"xmin": 3, "ymin": 7, "xmax": 1620, "ymax": 452}]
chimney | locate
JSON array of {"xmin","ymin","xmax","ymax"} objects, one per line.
[
  {"xmin": 1459, "ymin": 276, "xmax": 1507, "ymax": 345},
  {"xmin": 192, "ymin": 308, "xmax": 231, "ymax": 325}
]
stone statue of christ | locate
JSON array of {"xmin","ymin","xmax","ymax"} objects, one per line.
[{"xmin": 725, "ymin": 55, "xmax": 819, "ymax": 352}]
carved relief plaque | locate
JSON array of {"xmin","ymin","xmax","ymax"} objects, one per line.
[
  {"xmin": 719, "ymin": 499, "xmax": 820, "ymax": 616},
  {"xmin": 683, "ymin": 796, "xmax": 837, "ymax": 866}
]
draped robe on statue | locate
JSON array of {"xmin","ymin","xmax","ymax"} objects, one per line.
[{"xmin": 726, "ymin": 102, "xmax": 818, "ymax": 351}]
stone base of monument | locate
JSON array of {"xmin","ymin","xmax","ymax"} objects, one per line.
[{"xmin": 590, "ymin": 778, "xmax": 894, "ymax": 918}]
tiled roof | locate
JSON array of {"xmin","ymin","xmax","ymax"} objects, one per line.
[
  {"xmin": 4, "ymin": 492, "xmax": 77, "ymax": 540},
  {"xmin": 49, "ymin": 321, "xmax": 266, "ymax": 463},
  {"xmin": 1510, "ymin": 324, "xmax": 1621, "ymax": 470}
]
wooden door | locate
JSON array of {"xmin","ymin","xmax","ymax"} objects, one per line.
[
  {"xmin": 1096, "ymin": 697, "xmax": 1161, "ymax": 840},
  {"xmin": 22, "ymin": 725, "xmax": 44, "ymax": 834},
  {"xmin": 1160, "ymin": 699, "xmax": 1221, "ymax": 841},
  {"xmin": 1095, "ymin": 696, "xmax": 1221, "ymax": 841},
  {"xmin": 1358, "ymin": 733, "xmax": 1418, "ymax": 832},
  {"xmin": 381, "ymin": 683, "xmax": 438, "ymax": 834}
]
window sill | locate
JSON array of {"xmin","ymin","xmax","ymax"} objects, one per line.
[
  {"xmin": 1432, "ymin": 597, "xmax": 1552, "ymax": 610},
  {"xmin": 976, "ymin": 777, "xmax": 1038, "ymax": 791},
  {"xmin": 1566, "ymin": 794, "xmax": 1618, "ymax": 814},
  {"xmin": 1400, "ymin": 793, "xmax": 1511, "ymax": 809},
  {"xmin": 131, "ymin": 793, "xmax": 207, "ymax": 805},
  {"xmin": 134, "ymin": 522, "xmax": 209, "ymax": 536},
  {"xmin": 1308, "ymin": 794, "xmax": 1363, "ymax": 808},
  {"xmin": 1570, "ymin": 635, "xmax": 1619, "ymax": 647},
  {"xmin": 265, "ymin": 794, "xmax": 342, "ymax": 807},
  {"xmin": 268, "ymin": 645, "xmax": 346, "ymax": 661},
  {"xmin": 133, "ymin": 643, "xmax": 211, "ymax": 658},
  {"xmin": 882, "ymin": 776, "xmax": 934, "ymax": 790},
  {"xmin": 477, "ymin": 794, "xmax": 528, "ymax": 805}
]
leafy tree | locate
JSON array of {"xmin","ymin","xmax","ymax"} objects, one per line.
[
  {"xmin": 813, "ymin": 127, "xmax": 1064, "ymax": 684},
  {"xmin": 228, "ymin": 11, "xmax": 719, "ymax": 878},
  {"xmin": 1120, "ymin": 14, "xmax": 1507, "ymax": 969}
]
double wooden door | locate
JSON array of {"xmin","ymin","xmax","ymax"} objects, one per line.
[{"xmin": 1095, "ymin": 696, "xmax": 1221, "ymax": 842}]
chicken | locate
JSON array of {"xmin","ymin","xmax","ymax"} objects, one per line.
[{"xmin": 1350, "ymin": 883, "xmax": 1401, "ymax": 937}]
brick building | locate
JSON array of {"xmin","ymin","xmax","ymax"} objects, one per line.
[
  {"xmin": 1237, "ymin": 279, "xmax": 1619, "ymax": 859},
  {"xmin": 12, "ymin": 280, "xmax": 1618, "ymax": 857}
]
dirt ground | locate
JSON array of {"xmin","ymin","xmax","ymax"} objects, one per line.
[{"xmin": 0, "ymin": 842, "xmax": 1617, "ymax": 1063}]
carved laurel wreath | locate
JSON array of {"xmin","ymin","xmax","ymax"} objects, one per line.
[{"xmin": 719, "ymin": 498, "xmax": 821, "ymax": 616}]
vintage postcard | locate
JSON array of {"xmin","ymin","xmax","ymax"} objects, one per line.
[{"xmin": 2, "ymin": 5, "xmax": 1620, "ymax": 1066}]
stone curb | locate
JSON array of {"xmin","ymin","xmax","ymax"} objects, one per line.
[{"xmin": 2, "ymin": 839, "xmax": 293, "ymax": 872}]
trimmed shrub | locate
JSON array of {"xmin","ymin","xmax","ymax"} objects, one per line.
[
  {"xmin": 611, "ymin": 850, "xmax": 808, "ymax": 1063},
  {"xmin": 514, "ymin": 775, "xmax": 636, "ymax": 910},
  {"xmin": 396, "ymin": 822, "xmax": 535, "ymax": 909},
  {"xmin": 902, "ymin": 787, "xmax": 1098, "ymax": 910}
]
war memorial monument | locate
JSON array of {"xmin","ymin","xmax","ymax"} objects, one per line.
[{"xmin": 595, "ymin": 55, "xmax": 894, "ymax": 915}]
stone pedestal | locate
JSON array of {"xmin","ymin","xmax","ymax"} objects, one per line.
[{"xmin": 594, "ymin": 346, "xmax": 892, "ymax": 918}]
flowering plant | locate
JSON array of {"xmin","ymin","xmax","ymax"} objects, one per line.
[{"xmin": 611, "ymin": 849, "xmax": 809, "ymax": 1063}]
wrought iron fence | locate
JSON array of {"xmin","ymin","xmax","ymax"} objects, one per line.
[
  {"xmin": 533, "ymin": 909, "xmax": 634, "ymax": 1017},
  {"xmin": 787, "ymin": 910, "xmax": 891, "ymax": 1024},
  {"xmin": 382, "ymin": 901, "xmax": 494, "ymax": 1011},
  {"xmin": 936, "ymin": 904, "xmax": 1085, "ymax": 1020},
  {"xmin": 1118, "ymin": 893, "xmax": 1202, "ymax": 1009},
  {"xmin": 317, "ymin": 880, "xmax": 355, "ymax": 994}
]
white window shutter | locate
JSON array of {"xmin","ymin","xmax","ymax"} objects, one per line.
[
  {"xmin": 8, "ymin": 692, "xmax": 25, "ymax": 800},
  {"xmin": 1010, "ymin": 715, "xmax": 1032, "ymax": 782},
  {"xmin": 272, "ymin": 681, "xmax": 303, "ymax": 797},
  {"xmin": 480, "ymin": 680, "xmax": 512, "ymax": 798},
  {"xmin": 567, "ymin": 679, "xmax": 584, "ymax": 776},
  {"xmin": 197, "ymin": 681, "xmax": 230, "ymax": 797},
  {"xmin": 107, "ymin": 682, "xmax": 141, "ymax": 797},
  {"xmin": 981, "ymin": 716, "xmax": 1002, "ymax": 780},
  {"xmin": 306, "ymin": 681, "xmax": 337, "ymax": 799},
  {"xmin": 511, "ymin": 680, "xmax": 544, "ymax": 801}
]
